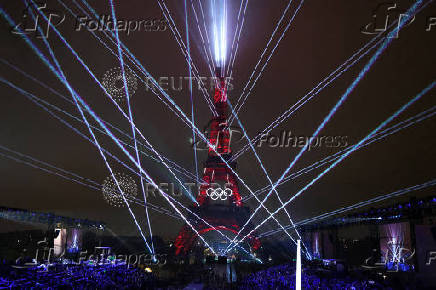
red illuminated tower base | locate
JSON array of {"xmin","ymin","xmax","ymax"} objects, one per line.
[{"xmin": 174, "ymin": 70, "xmax": 260, "ymax": 258}]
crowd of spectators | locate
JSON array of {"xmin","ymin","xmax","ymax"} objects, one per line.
[
  {"xmin": 238, "ymin": 263, "xmax": 392, "ymax": 289},
  {"xmin": 0, "ymin": 261, "xmax": 156, "ymax": 288}
]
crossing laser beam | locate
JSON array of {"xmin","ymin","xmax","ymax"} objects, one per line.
[
  {"xmin": 225, "ymin": 0, "xmax": 425, "ymax": 253},
  {"xmin": 226, "ymin": 80, "xmax": 435, "ymax": 253}
]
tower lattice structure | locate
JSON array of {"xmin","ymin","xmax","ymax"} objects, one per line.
[{"xmin": 174, "ymin": 72, "xmax": 260, "ymax": 256}]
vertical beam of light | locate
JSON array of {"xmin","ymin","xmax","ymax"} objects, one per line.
[
  {"xmin": 244, "ymin": 106, "xmax": 436, "ymax": 202},
  {"xmin": 10, "ymin": 0, "xmax": 293, "ymax": 249},
  {"xmin": 109, "ymin": 0, "xmax": 155, "ymax": 256},
  {"xmin": 222, "ymin": 0, "xmax": 227, "ymax": 69},
  {"xmin": 230, "ymin": 0, "xmax": 436, "ymax": 162},
  {"xmin": 211, "ymin": 0, "xmax": 227, "ymax": 71},
  {"xmin": 73, "ymin": 0, "xmax": 294, "ymax": 249},
  {"xmin": 92, "ymin": 0, "xmax": 303, "ymax": 251},
  {"xmin": 296, "ymin": 239, "xmax": 301, "ymax": 290},
  {"xmin": 1, "ymin": 7, "xmax": 218, "ymax": 256},
  {"xmin": 225, "ymin": 0, "xmax": 424, "ymax": 253},
  {"xmin": 73, "ymin": 0, "xmax": 224, "ymax": 175},
  {"xmin": 229, "ymin": 0, "xmax": 305, "ymax": 125},
  {"xmin": 77, "ymin": 0, "xmax": 220, "ymax": 153},
  {"xmin": 185, "ymin": 0, "xmax": 200, "ymax": 184},
  {"xmin": 226, "ymin": 99, "xmax": 310, "ymax": 256},
  {"xmin": 21, "ymin": 0, "xmax": 154, "ymax": 254},
  {"xmin": 227, "ymin": 80, "xmax": 435, "ymax": 253}
]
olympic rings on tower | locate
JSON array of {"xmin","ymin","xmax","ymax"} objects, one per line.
[{"xmin": 206, "ymin": 187, "xmax": 233, "ymax": 200}]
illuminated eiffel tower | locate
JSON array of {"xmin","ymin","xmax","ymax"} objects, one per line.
[{"xmin": 174, "ymin": 68, "xmax": 260, "ymax": 257}]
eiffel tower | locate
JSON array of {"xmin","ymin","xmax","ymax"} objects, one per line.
[{"xmin": 174, "ymin": 68, "xmax": 260, "ymax": 258}]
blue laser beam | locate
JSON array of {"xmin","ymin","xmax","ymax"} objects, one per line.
[
  {"xmin": 229, "ymin": 0, "xmax": 305, "ymax": 125},
  {"xmin": 155, "ymin": 0, "xmax": 216, "ymax": 114},
  {"xmin": 225, "ymin": 0, "xmax": 425, "ymax": 253},
  {"xmin": 230, "ymin": 0, "xmax": 435, "ymax": 162},
  {"xmin": 22, "ymin": 0, "xmax": 155, "ymax": 254},
  {"xmin": 184, "ymin": 0, "xmax": 200, "ymax": 184},
  {"xmin": 244, "ymin": 106, "xmax": 436, "ymax": 202},
  {"xmin": 260, "ymin": 179, "xmax": 436, "ymax": 238},
  {"xmin": 190, "ymin": 0, "xmax": 215, "ymax": 77},
  {"xmin": 227, "ymin": 80, "xmax": 435, "ymax": 253},
  {"xmin": 0, "ymin": 144, "xmax": 181, "ymax": 219},
  {"xmin": 226, "ymin": 0, "xmax": 245, "ymax": 77},
  {"xmin": 211, "ymin": 0, "xmax": 227, "ymax": 70},
  {"xmin": 13, "ymin": 0, "xmax": 296, "ymax": 247},
  {"xmin": 226, "ymin": 98, "xmax": 311, "ymax": 257},
  {"xmin": 0, "ymin": 63, "xmax": 196, "ymax": 184},
  {"xmin": 31, "ymin": 0, "xmax": 200, "ymax": 203},
  {"xmin": 1, "ymin": 6, "xmax": 217, "ymax": 253},
  {"xmin": 230, "ymin": 0, "xmax": 293, "ymax": 114},
  {"xmin": 109, "ymin": 0, "xmax": 155, "ymax": 256}
]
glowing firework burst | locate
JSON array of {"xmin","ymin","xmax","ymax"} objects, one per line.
[
  {"xmin": 102, "ymin": 67, "xmax": 138, "ymax": 103},
  {"xmin": 102, "ymin": 172, "xmax": 138, "ymax": 207}
]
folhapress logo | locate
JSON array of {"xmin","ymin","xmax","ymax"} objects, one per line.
[
  {"xmin": 361, "ymin": 2, "xmax": 436, "ymax": 37},
  {"xmin": 425, "ymin": 251, "xmax": 436, "ymax": 266},
  {"xmin": 361, "ymin": 3, "xmax": 415, "ymax": 38},
  {"xmin": 11, "ymin": 1, "xmax": 65, "ymax": 39}
]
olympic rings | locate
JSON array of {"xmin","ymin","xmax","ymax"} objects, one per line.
[{"xmin": 206, "ymin": 187, "xmax": 233, "ymax": 200}]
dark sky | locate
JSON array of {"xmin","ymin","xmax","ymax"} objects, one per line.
[{"xmin": 0, "ymin": 0, "xmax": 435, "ymax": 241}]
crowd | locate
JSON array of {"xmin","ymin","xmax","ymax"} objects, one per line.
[
  {"xmin": 0, "ymin": 262, "xmax": 156, "ymax": 288},
  {"xmin": 238, "ymin": 263, "xmax": 392, "ymax": 289}
]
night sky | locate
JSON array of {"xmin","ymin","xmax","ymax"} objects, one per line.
[{"xmin": 0, "ymin": 0, "xmax": 435, "ymax": 241}]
